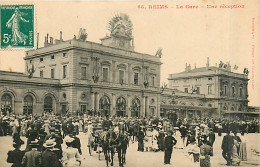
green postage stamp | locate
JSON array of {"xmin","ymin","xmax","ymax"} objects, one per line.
[{"xmin": 0, "ymin": 5, "xmax": 34, "ymax": 48}]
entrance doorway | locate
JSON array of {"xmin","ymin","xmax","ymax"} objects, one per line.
[
  {"xmin": 116, "ymin": 96, "xmax": 126, "ymax": 117},
  {"xmin": 99, "ymin": 95, "xmax": 111, "ymax": 116}
]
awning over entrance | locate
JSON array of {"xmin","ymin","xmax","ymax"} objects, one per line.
[
  {"xmin": 224, "ymin": 111, "xmax": 260, "ymax": 115},
  {"xmin": 160, "ymin": 104, "xmax": 217, "ymax": 110}
]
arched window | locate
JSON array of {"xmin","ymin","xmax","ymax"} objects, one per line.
[
  {"xmin": 116, "ymin": 96, "xmax": 126, "ymax": 117},
  {"xmin": 1, "ymin": 94, "xmax": 12, "ymax": 114},
  {"xmin": 223, "ymin": 105, "xmax": 228, "ymax": 111},
  {"xmin": 23, "ymin": 95, "xmax": 33, "ymax": 115},
  {"xmin": 131, "ymin": 98, "xmax": 141, "ymax": 117},
  {"xmin": 238, "ymin": 104, "xmax": 242, "ymax": 111},
  {"xmin": 44, "ymin": 96, "xmax": 53, "ymax": 112},
  {"xmin": 99, "ymin": 95, "xmax": 111, "ymax": 116}
]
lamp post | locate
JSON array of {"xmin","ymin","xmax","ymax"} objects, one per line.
[{"xmin": 170, "ymin": 91, "xmax": 177, "ymax": 126}]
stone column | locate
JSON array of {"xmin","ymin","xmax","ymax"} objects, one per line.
[
  {"xmin": 91, "ymin": 92, "xmax": 95, "ymax": 115},
  {"xmin": 142, "ymin": 96, "xmax": 146, "ymax": 117},
  {"xmin": 112, "ymin": 93, "xmax": 116, "ymax": 116},
  {"xmin": 95, "ymin": 93, "xmax": 99, "ymax": 113},
  {"xmin": 127, "ymin": 95, "xmax": 131, "ymax": 117},
  {"xmin": 145, "ymin": 96, "xmax": 148, "ymax": 117}
]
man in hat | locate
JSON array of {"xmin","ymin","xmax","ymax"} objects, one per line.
[
  {"xmin": 137, "ymin": 128, "xmax": 145, "ymax": 152},
  {"xmin": 208, "ymin": 128, "xmax": 216, "ymax": 147},
  {"xmin": 70, "ymin": 131, "xmax": 82, "ymax": 155},
  {"xmin": 164, "ymin": 130, "xmax": 177, "ymax": 165},
  {"xmin": 41, "ymin": 139, "xmax": 60, "ymax": 167},
  {"xmin": 102, "ymin": 115, "xmax": 113, "ymax": 131},
  {"xmin": 221, "ymin": 130, "xmax": 234, "ymax": 166},
  {"xmin": 7, "ymin": 140, "xmax": 25, "ymax": 167},
  {"xmin": 22, "ymin": 140, "xmax": 42, "ymax": 167},
  {"xmin": 179, "ymin": 125, "xmax": 187, "ymax": 147}
]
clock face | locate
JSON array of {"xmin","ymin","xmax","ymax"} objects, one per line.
[{"xmin": 119, "ymin": 40, "xmax": 125, "ymax": 47}]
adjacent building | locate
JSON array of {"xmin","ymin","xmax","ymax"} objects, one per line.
[{"xmin": 163, "ymin": 58, "xmax": 251, "ymax": 119}]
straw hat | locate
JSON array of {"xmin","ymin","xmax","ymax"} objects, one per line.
[
  {"xmin": 43, "ymin": 139, "xmax": 56, "ymax": 148},
  {"xmin": 29, "ymin": 139, "xmax": 39, "ymax": 145},
  {"xmin": 64, "ymin": 136, "xmax": 75, "ymax": 143}
]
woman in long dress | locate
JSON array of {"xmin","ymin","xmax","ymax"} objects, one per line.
[
  {"xmin": 231, "ymin": 139, "xmax": 241, "ymax": 166},
  {"xmin": 174, "ymin": 129, "xmax": 183, "ymax": 149},
  {"xmin": 62, "ymin": 136, "xmax": 81, "ymax": 167},
  {"xmin": 6, "ymin": 8, "xmax": 29, "ymax": 45},
  {"xmin": 145, "ymin": 127, "xmax": 153, "ymax": 151}
]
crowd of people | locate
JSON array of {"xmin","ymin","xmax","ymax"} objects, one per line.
[{"xmin": 0, "ymin": 111, "xmax": 259, "ymax": 167}]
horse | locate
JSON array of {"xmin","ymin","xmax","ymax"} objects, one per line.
[
  {"xmin": 101, "ymin": 130, "xmax": 117, "ymax": 166},
  {"xmin": 116, "ymin": 131, "xmax": 129, "ymax": 167}
]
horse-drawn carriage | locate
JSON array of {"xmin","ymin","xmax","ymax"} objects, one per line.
[
  {"xmin": 88, "ymin": 124, "xmax": 130, "ymax": 167},
  {"xmin": 88, "ymin": 125, "xmax": 104, "ymax": 160}
]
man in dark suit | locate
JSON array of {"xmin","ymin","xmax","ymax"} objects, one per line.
[
  {"xmin": 41, "ymin": 139, "xmax": 60, "ymax": 167},
  {"xmin": 70, "ymin": 131, "xmax": 82, "ymax": 155},
  {"xmin": 22, "ymin": 140, "xmax": 42, "ymax": 167},
  {"xmin": 221, "ymin": 130, "xmax": 234, "ymax": 166},
  {"xmin": 164, "ymin": 130, "xmax": 177, "ymax": 165},
  {"xmin": 208, "ymin": 128, "xmax": 216, "ymax": 146},
  {"xmin": 7, "ymin": 140, "xmax": 25, "ymax": 167}
]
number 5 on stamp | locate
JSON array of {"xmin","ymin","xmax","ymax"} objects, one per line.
[{"xmin": 0, "ymin": 5, "xmax": 34, "ymax": 48}]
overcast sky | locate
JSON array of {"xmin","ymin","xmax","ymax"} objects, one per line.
[{"xmin": 0, "ymin": 0, "xmax": 259, "ymax": 106}]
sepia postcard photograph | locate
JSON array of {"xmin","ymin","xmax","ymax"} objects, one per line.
[{"xmin": 0, "ymin": 0, "xmax": 259, "ymax": 167}]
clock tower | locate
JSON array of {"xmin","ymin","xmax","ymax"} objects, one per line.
[{"xmin": 100, "ymin": 13, "xmax": 134, "ymax": 51}]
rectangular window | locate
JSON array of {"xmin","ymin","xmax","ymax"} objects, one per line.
[
  {"xmin": 151, "ymin": 76, "xmax": 155, "ymax": 87},
  {"xmin": 81, "ymin": 105, "xmax": 87, "ymax": 113},
  {"xmin": 119, "ymin": 70, "xmax": 124, "ymax": 84},
  {"xmin": 134, "ymin": 72, "xmax": 139, "ymax": 85},
  {"xmin": 185, "ymin": 88, "xmax": 188, "ymax": 93},
  {"xmin": 232, "ymin": 86, "xmax": 235, "ymax": 96},
  {"xmin": 224, "ymin": 85, "xmax": 227, "ymax": 96},
  {"xmin": 103, "ymin": 67, "xmax": 108, "ymax": 82},
  {"xmin": 239, "ymin": 87, "xmax": 243, "ymax": 97},
  {"xmin": 40, "ymin": 58, "xmax": 43, "ymax": 62},
  {"xmin": 208, "ymin": 85, "xmax": 212, "ymax": 94},
  {"xmin": 81, "ymin": 67, "xmax": 87, "ymax": 80},
  {"xmin": 196, "ymin": 87, "xmax": 200, "ymax": 94},
  {"xmin": 61, "ymin": 104, "xmax": 67, "ymax": 115},
  {"xmin": 40, "ymin": 70, "xmax": 43, "ymax": 78},
  {"xmin": 51, "ymin": 55, "xmax": 55, "ymax": 60},
  {"xmin": 51, "ymin": 69, "xmax": 55, "ymax": 79},
  {"xmin": 208, "ymin": 77, "xmax": 212, "ymax": 81},
  {"xmin": 63, "ymin": 53, "xmax": 67, "ymax": 57},
  {"xmin": 63, "ymin": 65, "xmax": 67, "ymax": 79}
]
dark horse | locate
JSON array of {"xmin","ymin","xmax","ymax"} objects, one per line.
[
  {"xmin": 116, "ymin": 132, "xmax": 129, "ymax": 167},
  {"xmin": 101, "ymin": 130, "xmax": 117, "ymax": 167}
]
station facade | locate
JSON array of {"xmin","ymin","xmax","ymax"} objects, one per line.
[{"xmin": 0, "ymin": 14, "xmax": 162, "ymax": 117}]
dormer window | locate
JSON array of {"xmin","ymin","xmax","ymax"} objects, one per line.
[{"xmin": 40, "ymin": 58, "xmax": 43, "ymax": 62}]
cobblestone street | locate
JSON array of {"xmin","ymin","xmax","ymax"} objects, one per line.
[{"xmin": 0, "ymin": 133, "xmax": 259, "ymax": 167}]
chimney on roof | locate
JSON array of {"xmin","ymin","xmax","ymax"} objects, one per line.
[
  {"xmin": 185, "ymin": 63, "xmax": 188, "ymax": 72},
  {"xmin": 44, "ymin": 33, "xmax": 54, "ymax": 47},
  {"xmin": 194, "ymin": 64, "xmax": 196, "ymax": 69},
  {"xmin": 60, "ymin": 31, "xmax": 63, "ymax": 41},
  {"xmin": 206, "ymin": 57, "xmax": 209, "ymax": 69}
]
